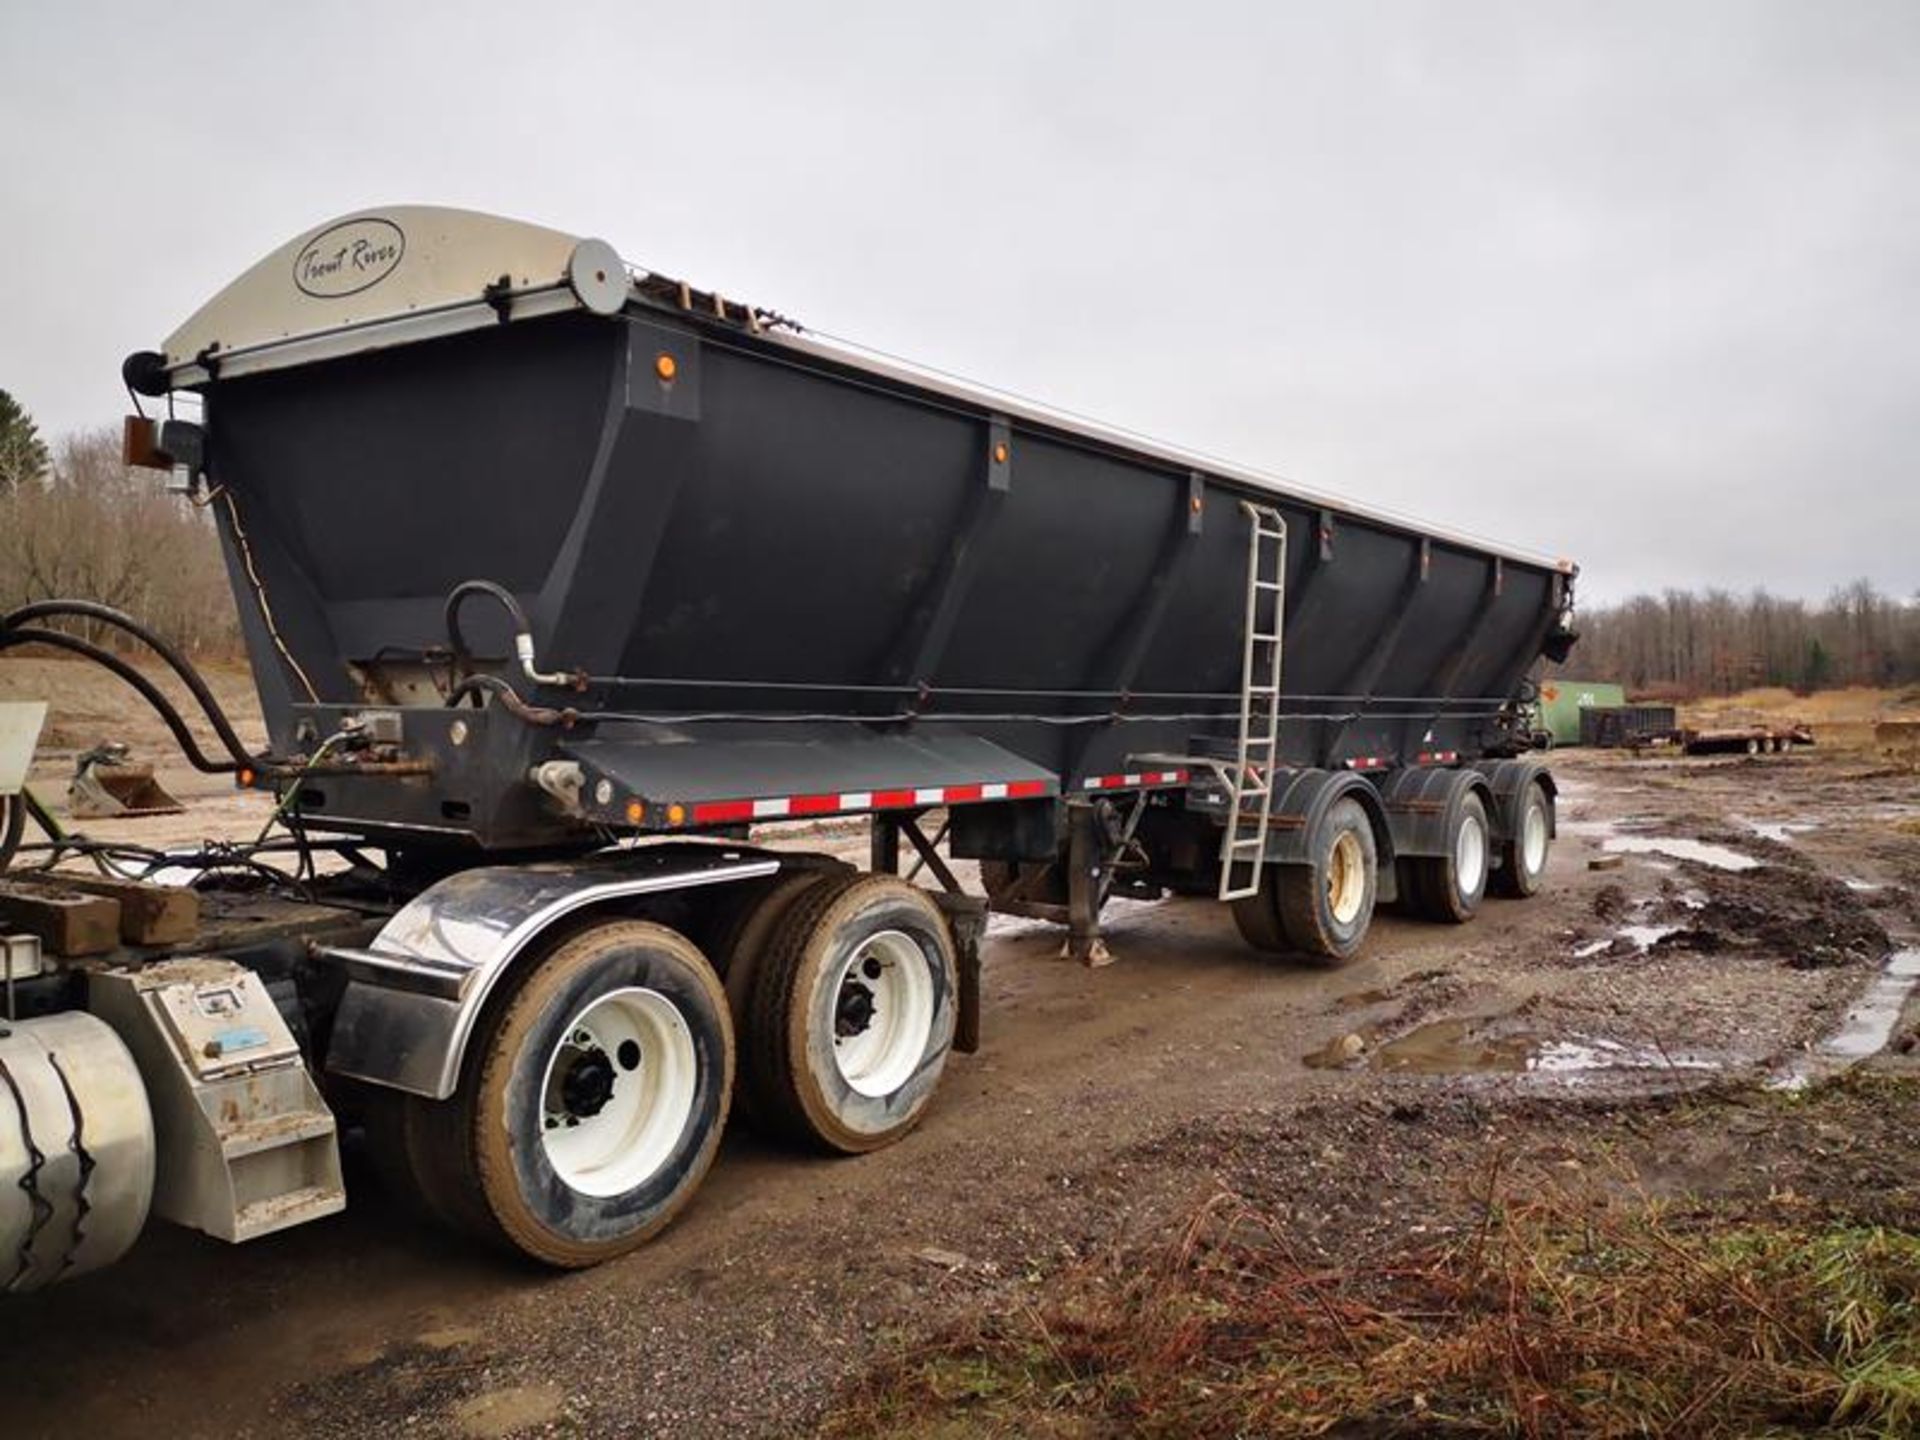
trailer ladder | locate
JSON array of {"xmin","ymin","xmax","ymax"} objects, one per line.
[{"xmin": 1218, "ymin": 502, "xmax": 1287, "ymax": 902}]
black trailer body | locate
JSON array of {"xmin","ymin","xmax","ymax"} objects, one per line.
[
  {"xmin": 0, "ymin": 207, "xmax": 1579, "ymax": 1285},
  {"xmin": 137, "ymin": 212, "xmax": 1577, "ymax": 857}
]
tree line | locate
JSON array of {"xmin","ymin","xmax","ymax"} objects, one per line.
[
  {"xmin": 1556, "ymin": 582, "xmax": 1920, "ymax": 697},
  {"xmin": 1, "ymin": 393, "xmax": 239, "ymax": 654}
]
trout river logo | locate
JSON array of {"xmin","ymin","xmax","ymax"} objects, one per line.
[{"xmin": 292, "ymin": 217, "xmax": 406, "ymax": 298}]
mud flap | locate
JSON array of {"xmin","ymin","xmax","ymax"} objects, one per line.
[{"xmin": 931, "ymin": 892, "xmax": 987, "ymax": 1055}]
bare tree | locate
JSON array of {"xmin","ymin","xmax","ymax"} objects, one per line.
[
  {"xmin": 1555, "ymin": 581, "xmax": 1920, "ymax": 696},
  {"xmin": 0, "ymin": 427, "xmax": 239, "ymax": 653}
]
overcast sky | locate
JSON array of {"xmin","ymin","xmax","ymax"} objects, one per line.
[{"xmin": 3, "ymin": 2, "xmax": 1915, "ymax": 604}]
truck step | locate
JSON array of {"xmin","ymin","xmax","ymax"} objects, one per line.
[
  {"xmin": 220, "ymin": 1108, "xmax": 338, "ymax": 1160},
  {"xmin": 231, "ymin": 1183, "xmax": 347, "ymax": 1243},
  {"xmin": 89, "ymin": 958, "xmax": 347, "ymax": 1246}
]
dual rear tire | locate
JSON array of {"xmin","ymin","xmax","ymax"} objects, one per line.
[
  {"xmin": 1489, "ymin": 778, "xmax": 1552, "ymax": 898},
  {"xmin": 1231, "ymin": 796, "xmax": 1379, "ymax": 965},
  {"xmin": 1406, "ymin": 791, "xmax": 1491, "ymax": 924},
  {"xmin": 742, "ymin": 873, "xmax": 958, "ymax": 1154},
  {"xmin": 370, "ymin": 873, "xmax": 960, "ymax": 1267},
  {"xmin": 370, "ymin": 921, "xmax": 732, "ymax": 1268}
]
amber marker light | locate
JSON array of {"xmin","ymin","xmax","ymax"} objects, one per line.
[
  {"xmin": 666, "ymin": 803, "xmax": 687, "ymax": 827},
  {"xmin": 656, "ymin": 353, "xmax": 677, "ymax": 381},
  {"xmin": 624, "ymin": 798, "xmax": 646, "ymax": 825},
  {"xmin": 992, "ymin": 441, "xmax": 1009, "ymax": 464},
  {"xmin": 237, "ymin": 766, "xmax": 255, "ymax": 788}
]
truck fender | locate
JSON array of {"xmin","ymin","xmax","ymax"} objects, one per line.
[
  {"xmin": 319, "ymin": 851, "xmax": 777, "ymax": 1100},
  {"xmin": 1369, "ymin": 765, "xmax": 1495, "ymax": 860},
  {"xmin": 1259, "ymin": 769, "xmax": 1396, "ymax": 872},
  {"xmin": 1469, "ymin": 757, "xmax": 1558, "ymax": 845}
]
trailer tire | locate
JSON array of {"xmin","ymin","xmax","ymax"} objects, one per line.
[
  {"xmin": 712, "ymin": 869, "xmax": 843, "ymax": 1051},
  {"xmin": 1229, "ymin": 872, "xmax": 1289, "ymax": 952},
  {"xmin": 746, "ymin": 873, "xmax": 957, "ymax": 1154},
  {"xmin": 359, "ymin": 1084, "xmax": 498, "ymax": 1243},
  {"xmin": 1409, "ymin": 792, "xmax": 1490, "ymax": 924},
  {"xmin": 1273, "ymin": 796, "xmax": 1378, "ymax": 965},
  {"xmin": 1490, "ymin": 779, "xmax": 1552, "ymax": 898},
  {"xmin": 419, "ymin": 920, "xmax": 732, "ymax": 1267}
]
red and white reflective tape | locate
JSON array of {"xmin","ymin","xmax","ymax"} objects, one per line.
[
  {"xmin": 689, "ymin": 777, "xmax": 1050, "ymax": 826},
  {"xmin": 1415, "ymin": 749, "xmax": 1460, "ymax": 765},
  {"xmin": 1078, "ymin": 768, "xmax": 1189, "ymax": 792},
  {"xmin": 1345, "ymin": 755, "xmax": 1391, "ymax": 771}
]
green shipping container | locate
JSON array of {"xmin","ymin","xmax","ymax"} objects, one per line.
[{"xmin": 1536, "ymin": 680, "xmax": 1626, "ymax": 746}]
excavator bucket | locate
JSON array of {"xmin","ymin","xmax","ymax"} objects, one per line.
[{"xmin": 68, "ymin": 747, "xmax": 185, "ymax": 819}]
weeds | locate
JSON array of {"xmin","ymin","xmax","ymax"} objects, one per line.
[{"xmin": 827, "ymin": 1183, "xmax": 1920, "ymax": 1438}]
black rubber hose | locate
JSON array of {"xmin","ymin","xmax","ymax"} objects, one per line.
[
  {"xmin": 445, "ymin": 673, "xmax": 576, "ymax": 727},
  {"xmin": 3, "ymin": 599, "xmax": 257, "ymax": 767},
  {"xmin": 0, "ymin": 626, "xmax": 243, "ymax": 773},
  {"xmin": 443, "ymin": 580, "xmax": 530, "ymax": 680}
]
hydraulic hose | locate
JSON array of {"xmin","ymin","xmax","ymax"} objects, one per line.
[
  {"xmin": 445, "ymin": 673, "xmax": 578, "ymax": 728},
  {"xmin": 3, "ymin": 599, "xmax": 258, "ymax": 768},
  {"xmin": 443, "ymin": 580, "xmax": 582, "ymax": 690},
  {"xmin": 0, "ymin": 626, "xmax": 245, "ymax": 774}
]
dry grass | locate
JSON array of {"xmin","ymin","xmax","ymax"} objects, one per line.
[
  {"xmin": 1682, "ymin": 686, "xmax": 1920, "ymax": 753},
  {"xmin": 828, "ymin": 1179, "xmax": 1920, "ymax": 1438}
]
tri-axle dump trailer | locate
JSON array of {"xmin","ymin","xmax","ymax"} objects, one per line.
[{"xmin": 0, "ymin": 207, "xmax": 1578, "ymax": 1287}]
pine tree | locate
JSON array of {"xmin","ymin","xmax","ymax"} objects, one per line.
[
  {"xmin": 1801, "ymin": 637, "xmax": 1833, "ymax": 694},
  {"xmin": 0, "ymin": 389, "xmax": 51, "ymax": 493}
]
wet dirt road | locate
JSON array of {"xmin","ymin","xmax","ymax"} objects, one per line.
[{"xmin": 2, "ymin": 745, "xmax": 1916, "ymax": 1438}]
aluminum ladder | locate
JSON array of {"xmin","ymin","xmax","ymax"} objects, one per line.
[{"xmin": 1217, "ymin": 501, "xmax": 1288, "ymax": 901}]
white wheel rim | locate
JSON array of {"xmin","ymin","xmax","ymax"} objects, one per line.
[
  {"xmin": 830, "ymin": 929, "xmax": 934, "ymax": 1098},
  {"xmin": 1522, "ymin": 802, "xmax": 1549, "ymax": 874},
  {"xmin": 539, "ymin": 987, "xmax": 697, "ymax": 1198},
  {"xmin": 1456, "ymin": 813, "xmax": 1487, "ymax": 896},
  {"xmin": 1327, "ymin": 831, "xmax": 1367, "ymax": 926}
]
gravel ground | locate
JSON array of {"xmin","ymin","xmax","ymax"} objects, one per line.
[{"xmin": 1, "ymin": 654, "xmax": 1915, "ymax": 1438}]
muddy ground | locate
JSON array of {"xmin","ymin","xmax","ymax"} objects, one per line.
[{"xmin": 1, "ymin": 659, "xmax": 1917, "ymax": 1438}]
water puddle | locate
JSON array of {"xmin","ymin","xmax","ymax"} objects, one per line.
[
  {"xmin": 1369, "ymin": 1018, "xmax": 1715, "ymax": 1076},
  {"xmin": 1560, "ymin": 814, "xmax": 1762, "ymax": 872},
  {"xmin": 1558, "ymin": 816, "xmax": 1652, "ymax": 839},
  {"xmin": 1772, "ymin": 949, "xmax": 1920, "ymax": 1090},
  {"xmin": 1823, "ymin": 950, "xmax": 1920, "ymax": 1057},
  {"xmin": 1601, "ymin": 836, "xmax": 1759, "ymax": 871}
]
